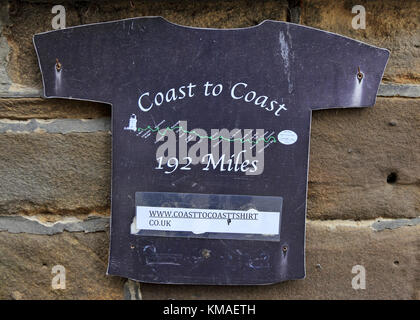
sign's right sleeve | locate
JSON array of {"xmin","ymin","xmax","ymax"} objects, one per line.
[{"xmin": 288, "ymin": 25, "xmax": 390, "ymax": 111}]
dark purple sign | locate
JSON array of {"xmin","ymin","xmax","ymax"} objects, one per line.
[{"xmin": 34, "ymin": 17, "xmax": 389, "ymax": 285}]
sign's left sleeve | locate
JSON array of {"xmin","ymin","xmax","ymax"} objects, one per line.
[{"xmin": 33, "ymin": 24, "xmax": 117, "ymax": 103}]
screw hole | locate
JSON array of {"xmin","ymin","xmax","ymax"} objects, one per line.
[
  {"xmin": 393, "ymin": 260, "xmax": 399, "ymax": 266},
  {"xmin": 55, "ymin": 58, "xmax": 62, "ymax": 72},
  {"xmin": 130, "ymin": 244, "xmax": 135, "ymax": 249},
  {"xmin": 387, "ymin": 172, "xmax": 398, "ymax": 184},
  {"xmin": 282, "ymin": 246, "xmax": 288, "ymax": 253}
]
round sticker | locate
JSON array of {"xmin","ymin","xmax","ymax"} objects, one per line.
[{"xmin": 277, "ymin": 130, "xmax": 298, "ymax": 145}]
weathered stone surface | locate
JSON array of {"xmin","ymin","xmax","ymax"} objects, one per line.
[
  {"xmin": 140, "ymin": 221, "xmax": 420, "ymax": 300},
  {"xmin": 300, "ymin": 0, "xmax": 420, "ymax": 84},
  {"xmin": 0, "ymin": 132, "xmax": 111, "ymax": 216},
  {"xmin": 309, "ymin": 97, "xmax": 420, "ymax": 219},
  {"xmin": 1, "ymin": 0, "xmax": 288, "ymax": 91},
  {"xmin": 0, "ymin": 98, "xmax": 110, "ymax": 119},
  {"xmin": 0, "ymin": 229, "xmax": 124, "ymax": 299},
  {"xmin": 0, "ymin": 219, "xmax": 417, "ymax": 299}
]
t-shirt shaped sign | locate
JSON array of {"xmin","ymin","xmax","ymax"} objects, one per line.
[{"xmin": 34, "ymin": 17, "xmax": 389, "ymax": 285}]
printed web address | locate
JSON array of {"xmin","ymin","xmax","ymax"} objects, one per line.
[
  {"xmin": 136, "ymin": 206, "xmax": 280, "ymax": 235},
  {"xmin": 148, "ymin": 209, "xmax": 259, "ymax": 220}
]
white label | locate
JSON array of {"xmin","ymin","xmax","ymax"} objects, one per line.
[{"xmin": 136, "ymin": 206, "xmax": 280, "ymax": 235}]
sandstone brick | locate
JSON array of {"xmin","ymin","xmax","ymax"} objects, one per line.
[
  {"xmin": 1, "ymin": 0, "xmax": 288, "ymax": 90},
  {"xmin": 0, "ymin": 229, "xmax": 124, "ymax": 299},
  {"xmin": 300, "ymin": 0, "xmax": 420, "ymax": 84},
  {"xmin": 0, "ymin": 220, "xmax": 417, "ymax": 299},
  {"xmin": 0, "ymin": 132, "xmax": 111, "ymax": 216},
  {"xmin": 0, "ymin": 98, "xmax": 110, "ymax": 119},
  {"xmin": 140, "ymin": 221, "xmax": 420, "ymax": 300},
  {"xmin": 0, "ymin": 98, "xmax": 418, "ymax": 220},
  {"xmin": 309, "ymin": 97, "xmax": 420, "ymax": 219}
]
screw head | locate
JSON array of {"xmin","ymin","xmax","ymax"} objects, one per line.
[{"xmin": 55, "ymin": 58, "xmax": 62, "ymax": 71}]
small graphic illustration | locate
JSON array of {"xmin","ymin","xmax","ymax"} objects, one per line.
[
  {"xmin": 123, "ymin": 114, "xmax": 299, "ymax": 147},
  {"xmin": 124, "ymin": 114, "xmax": 137, "ymax": 131}
]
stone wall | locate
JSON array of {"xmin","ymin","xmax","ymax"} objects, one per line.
[{"xmin": 0, "ymin": 0, "xmax": 418, "ymax": 299}]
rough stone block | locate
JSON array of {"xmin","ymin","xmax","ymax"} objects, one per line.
[
  {"xmin": 0, "ymin": 229, "xmax": 124, "ymax": 299},
  {"xmin": 309, "ymin": 97, "xmax": 420, "ymax": 219},
  {"xmin": 300, "ymin": 0, "xmax": 420, "ymax": 84},
  {"xmin": 0, "ymin": 132, "xmax": 111, "ymax": 216},
  {"xmin": 139, "ymin": 221, "xmax": 420, "ymax": 300},
  {"xmin": 1, "ymin": 219, "xmax": 417, "ymax": 299}
]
